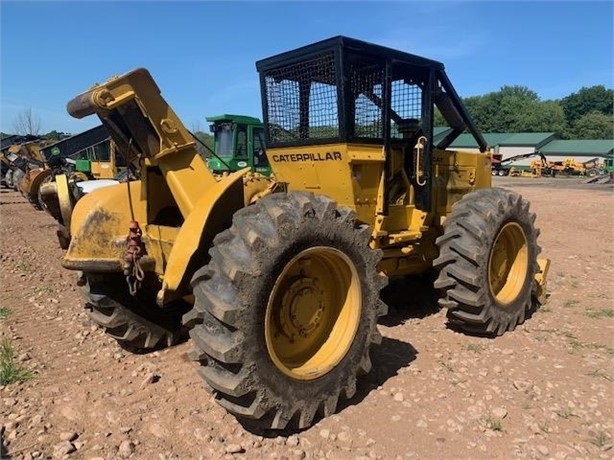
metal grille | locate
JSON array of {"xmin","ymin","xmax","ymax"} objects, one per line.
[
  {"xmin": 350, "ymin": 64, "xmax": 384, "ymax": 138},
  {"xmin": 264, "ymin": 51, "xmax": 338, "ymax": 144},
  {"xmin": 391, "ymin": 80, "xmax": 422, "ymax": 119},
  {"xmin": 390, "ymin": 80, "xmax": 422, "ymax": 138}
]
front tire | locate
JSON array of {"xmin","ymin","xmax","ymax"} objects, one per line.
[
  {"xmin": 433, "ymin": 188, "xmax": 541, "ymax": 336},
  {"xmin": 186, "ymin": 192, "xmax": 387, "ymax": 430}
]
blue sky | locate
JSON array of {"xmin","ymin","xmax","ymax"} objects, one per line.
[{"xmin": 1, "ymin": 1, "xmax": 612, "ymax": 134}]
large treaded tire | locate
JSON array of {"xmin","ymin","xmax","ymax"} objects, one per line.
[
  {"xmin": 185, "ymin": 192, "xmax": 387, "ymax": 430},
  {"xmin": 433, "ymin": 188, "xmax": 541, "ymax": 336},
  {"xmin": 82, "ymin": 273, "xmax": 190, "ymax": 351},
  {"xmin": 4, "ymin": 170, "xmax": 14, "ymax": 189},
  {"xmin": 12, "ymin": 170, "xmax": 24, "ymax": 191}
]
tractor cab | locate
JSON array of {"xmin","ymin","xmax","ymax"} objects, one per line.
[
  {"xmin": 73, "ymin": 139, "xmax": 126, "ymax": 180},
  {"xmin": 206, "ymin": 114, "xmax": 271, "ymax": 176},
  {"xmin": 256, "ymin": 35, "xmax": 488, "ymax": 218}
]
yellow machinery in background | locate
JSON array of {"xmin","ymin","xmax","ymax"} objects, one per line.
[
  {"xmin": 72, "ymin": 139, "xmax": 124, "ymax": 180},
  {"xmin": 58, "ymin": 36, "xmax": 549, "ymax": 431},
  {"xmin": 2, "ymin": 139, "xmax": 56, "ymax": 207}
]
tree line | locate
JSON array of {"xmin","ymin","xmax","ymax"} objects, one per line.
[
  {"xmin": 437, "ymin": 84, "xmax": 613, "ymax": 139},
  {"xmin": 4, "ymin": 85, "xmax": 613, "ymax": 141}
]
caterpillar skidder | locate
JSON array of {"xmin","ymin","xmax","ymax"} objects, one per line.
[{"xmin": 61, "ymin": 36, "xmax": 549, "ymax": 431}]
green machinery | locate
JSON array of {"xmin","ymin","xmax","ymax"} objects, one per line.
[
  {"xmin": 205, "ymin": 114, "xmax": 271, "ymax": 176},
  {"xmin": 604, "ymin": 155, "xmax": 614, "ymax": 174}
]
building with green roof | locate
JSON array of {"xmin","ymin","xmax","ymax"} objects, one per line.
[
  {"xmin": 434, "ymin": 129, "xmax": 613, "ymax": 170},
  {"xmin": 434, "ymin": 130, "xmax": 558, "ymax": 169},
  {"xmin": 444, "ymin": 132, "xmax": 557, "ymax": 151},
  {"xmin": 537, "ymin": 139, "xmax": 613, "ymax": 157}
]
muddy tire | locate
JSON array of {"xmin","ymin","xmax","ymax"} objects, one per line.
[
  {"xmin": 82, "ymin": 273, "xmax": 190, "ymax": 351},
  {"xmin": 185, "ymin": 192, "xmax": 387, "ymax": 430},
  {"xmin": 4, "ymin": 170, "xmax": 13, "ymax": 189},
  {"xmin": 433, "ymin": 188, "xmax": 540, "ymax": 336},
  {"xmin": 12, "ymin": 169, "xmax": 24, "ymax": 191}
]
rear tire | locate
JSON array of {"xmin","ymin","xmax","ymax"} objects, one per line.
[
  {"xmin": 82, "ymin": 273, "xmax": 190, "ymax": 351},
  {"xmin": 186, "ymin": 192, "xmax": 387, "ymax": 430},
  {"xmin": 433, "ymin": 188, "xmax": 541, "ymax": 336}
]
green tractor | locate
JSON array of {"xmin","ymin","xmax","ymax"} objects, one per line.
[
  {"xmin": 205, "ymin": 114, "xmax": 271, "ymax": 176},
  {"xmin": 604, "ymin": 155, "xmax": 614, "ymax": 175}
]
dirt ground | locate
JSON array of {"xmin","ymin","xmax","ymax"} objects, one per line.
[{"xmin": 1, "ymin": 177, "xmax": 613, "ymax": 460}]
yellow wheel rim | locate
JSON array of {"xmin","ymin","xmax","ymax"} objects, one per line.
[
  {"xmin": 488, "ymin": 222, "xmax": 529, "ymax": 305},
  {"xmin": 265, "ymin": 247, "xmax": 361, "ymax": 380}
]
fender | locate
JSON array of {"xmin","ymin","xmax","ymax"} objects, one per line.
[
  {"xmin": 157, "ymin": 168, "xmax": 251, "ymax": 305},
  {"xmin": 20, "ymin": 168, "xmax": 52, "ymax": 203}
]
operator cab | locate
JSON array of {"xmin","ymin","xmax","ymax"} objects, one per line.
[
  {"xmin": 256, "ymin": 35, "xmax": 487, "ymax": 212},
  {"xmin": 206, "ymin": 114, "xmax": 270, "ymax": 175}
]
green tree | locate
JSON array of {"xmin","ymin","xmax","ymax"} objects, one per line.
[
  {"xmin": 568, "ymin": 111, "xmax": 614, "ymax": 139},
  {"xmin": 561, "ymin": 85, "xmax": 613, "ymax": 124},
  {"xmin": 193, "ymin": 130, "xmax": 214, "ymax": 158},
  {"xmin": 433, "ymin": 108, "xmax": 446, "ymax": 126},
  {"xmin": 518, "ymin": 100, "xmax": 567, "ymax": 134},
  {"xmin": 463, "ymin": 85, "xmax": 544, "ymax": 133},
  {"xmin": 43, "ymin": 130, "xmax": 71, "ymax": 140}
]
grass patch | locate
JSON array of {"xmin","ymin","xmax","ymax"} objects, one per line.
[
  {"xmin": 0, "ymin": 339, "xmax": 34, "ymax": 385},
  {"xmin": 561, "ymin": 331, "xmax": 614, "ymax": 355},
  {"xmin": 35, "ymin": 284, "xmax": 54, "ymax": 295},
  {"xmin": 438, "ymin": 360, "xmax": 455, "ymax": 373},
  {"xmin": 563, "ymin": 299, "xmax": 579, "ymax": 308},
  {"xmin": 17, "ymin": 262, "xmax": 32, "ymax": 273},
  {"xmin": 561, "ymin": 330, "xmax": 577, "ymax": 340},
  {"xmin": 0, "ymin": 307, "xmax": 10, "ymax": 319},
  {"xmin": 587, "ymin": 369, "xmax": 612, "ymax": 381},
  {"xmin": 466, "ymin": 343, "xmax": 484, "ymax": 353},
  {"xmin": 539, "ymin": 421, "xmax": 550, "ymax": 434},
  {"xmin": 555, "ymin": 407, "xmax": 575, "ymax": 419},
  {"xmin": 482, "ymin": 415, "xmax": 503, "ymax": 432},
  {"xmin": 586, "ymin": 308, "xmax": 614, "ymax": 319},
  {"xmin": 568, "ymin": 337, "xmax": 584, "ymax": 352},
  {"xmin": 589, "ymin": 429, "xmax": 610, "ymax": 448}
]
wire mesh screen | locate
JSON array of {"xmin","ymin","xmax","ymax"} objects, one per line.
[
  {"xmin": 390, "ymin": 80, "xmax": 423, "ymax": 138},
  {"xmin": 350, "ymin": 64, "xmax": 384, "ymax": 138},
  {"xmin": 263, "ymin": 51, "xmax": 338, "ymax": 144}
]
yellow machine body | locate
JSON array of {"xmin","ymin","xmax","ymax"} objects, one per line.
[
  {"xmin": 8, "ymin": 140, "xmax": 54, "ymax": 202},
  {"xmin": 269, "ymin": 143, "xmax": 492, "ymax": 276},
  {"xmin": 62, "ymin": 69, "xmax": 272, "ymax": 302},
  {"xmin": 57, "ymin": 37, "xmax": 550, "ymax": 432},
  {"xmin": 84, "ymin": 141, "xmax": 120, "ymax": 179},
  {"xmin": 18, "ymin": 167, "xmax": 52, "ymax": 199},
  {"xmin": 60, "ymin": 65, "xmax": 544, "ymax": 306}
]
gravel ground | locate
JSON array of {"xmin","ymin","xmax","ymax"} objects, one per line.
[{"xmin": 1, "ymin": 177, "xmax": 612, "ymax": 460}]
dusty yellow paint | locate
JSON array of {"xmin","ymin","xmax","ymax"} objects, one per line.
[
  {"xmin": 64, "ymin": 67, "xmax": 544, "ymax": 312},
  {"xmin": 267, "ymin": 142, "xmax": 493, "ymax": 277}
]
